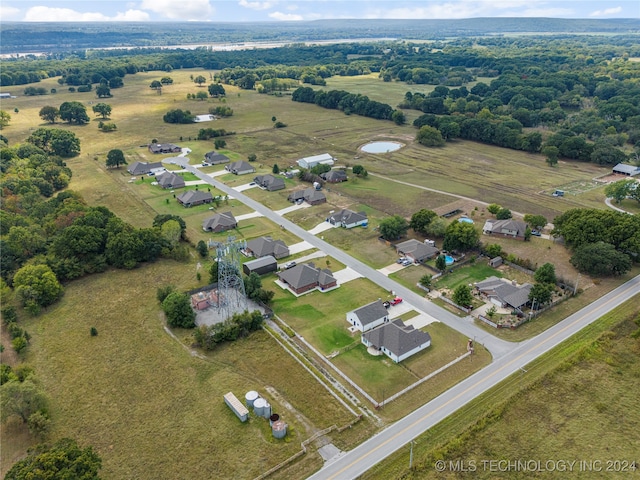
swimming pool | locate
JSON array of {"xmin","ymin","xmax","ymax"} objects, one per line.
[
  {"xmin": 445, "ymin": 255, "xmax": 455, "ymax": 265},
  {"xmin": 458, "ymin": 217, "xmax": 474, "ymax": 224}
]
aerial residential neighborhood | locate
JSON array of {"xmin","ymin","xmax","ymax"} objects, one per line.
[{"xmin": 1, "ymin": 14, "xmax": 639, "ymax": 480}]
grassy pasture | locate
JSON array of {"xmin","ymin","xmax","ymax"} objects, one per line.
[
  {"xmin": 0, "ymin": 261, "xmax": 358, "ymax": 479},
  {"xmin": 361, "ymin": 296, "xmax": 640, "ymax": 479}
]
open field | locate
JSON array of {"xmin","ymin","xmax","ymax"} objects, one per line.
[
  {"xmin": 1, "ymin": 261, "xmax": 362, "ymax": 479},
  {"xmin": 361, "ymin": 296, "xmax": 640, "ymax": 479}
]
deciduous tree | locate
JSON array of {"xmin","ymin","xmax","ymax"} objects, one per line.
[
  {"xmin": 443, "ymin": 221, "xmax": 479, "ymax": 252},
  {"xmin": 379, "ymin": 215, "xmax": 409, "ymax": 241},
  {"xmin": 534, "ymin": 262, "xmax": 557, "ymax": 285},
  {"xmin": 410, "ymin": 209, "xmax": 437, "ymax": 235},
  {"xmin": 13, "ymin": 264, "xmax": 63, "ymax": 310},
  {"xmin": 59, "ymin": 101, "xmax": 89, "ymax": 124},
  {"xmin": 162, "ymin": 292, "xmax": 196, "ymax": 328},
  {"xmin": 92, "ymin": 103, "xmax": 112, "ymax": 118},
  {"xmin": 570, "ymin": 242, "xmax": 632, "ymax": 276},
  {"xmin": 106, "ymin": 149, "xmax": 126, "ymax": 168},
  {"xmin": 452, "ymin": 284, "xmax": 473, "ymax": 308},
  {"xmin": 416, "ymin": 125, "xmax": 445, "ymax": 147},
  {"xmin": 39, "ymin": 106, "xmax": 59, "ymax": 123}
]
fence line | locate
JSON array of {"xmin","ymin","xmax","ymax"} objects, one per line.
[{"xmin": 439, "ymin": 295, "xmax": 472, "ymax": 313}]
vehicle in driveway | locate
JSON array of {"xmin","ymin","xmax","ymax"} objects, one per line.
[
  {"xmin": 283, "ymin": 261, "xmax": 297, "ymax": 269},
  {"xmin": 390, "ymin": 296, "xmax": 403, "ymax": 306},
  {"xmin": 531, "ymin": 229, "xmax": 542, "ymax": 236},
  {"xmin": 396, "ymin": 257, "xmax": 406, "ymax": 264},
  {"xmin": 402, "ymin": 259, "xmax": 413, "ymax": 266},
  {"xmin": 382, "ymin": 301, "xmax": 391, "ymax": 308}
]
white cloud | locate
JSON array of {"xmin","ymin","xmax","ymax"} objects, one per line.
[
  {"xmin": 0, "ymin": 5, "xmax": 20, "ymax": 20},
  {"xmin": 139, "ymin": 0, "xmax": 214, "ymax": 20},
  {"xmin": 590, "ymin": 6, "xmax": 623, "ymax": 17},
  {"xmin": 268, "ymin": 11, "xmax": 304, "ymax": 20},
  {"xmin": 239, "ymin": 0, "xmax": 275, "ymax": 11},
  {"xmin": 23, "ymin": 6, "xmax": 149, "ymax": 22}
]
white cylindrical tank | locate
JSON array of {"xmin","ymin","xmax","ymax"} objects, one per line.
[
  {"xmin": 245, "ymin": 390, "xmax": 259, "ymax": 408},
  {"xmin": 272, "ymin": 420, "xmax": 287, "ymax": 439},
  {"xmin": 253, "ymin": 397, "xmax": 267, "ymax": 417},
  {"xmin": 262, "ymin": 401, "xmax": 271, "ymax": 419}
]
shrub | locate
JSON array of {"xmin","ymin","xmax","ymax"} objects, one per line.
[
  {"xmin": 12, "ymin": 336, "xmax": 28, "ymax": 353},
  {"xmin": 90, "ymin": 327, "xmax": 98, "ymax": 337},
  {"xmin": 157, "ymin": 285, "xmax": 176, "ymax": 303}
]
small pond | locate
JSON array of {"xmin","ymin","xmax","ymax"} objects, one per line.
[{"xmin": 360, "ymin": 141, "xmax": 404, "ymax": 153}]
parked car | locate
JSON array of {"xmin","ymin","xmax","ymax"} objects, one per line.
[
  {"xmin": 402, "ymin": 259, "xmax": 413, "ymax": 266},
  {"xmin": 283, "ymin": 261, "xmax": 297, "ymax": 269},
  {"xmin": 389, "ymin": 296, "xmax": 403, "ymax": 306},
  {"xmin": 382, "ymin": 301, "xmax": 391, "ymax": 308},
  {"xmin": 396, "ymin": 257, "xmax": 406, "ymax": 264},
  {"xmin": 531, "ymin": 229, "xmax": 542, "ymax": 236}
]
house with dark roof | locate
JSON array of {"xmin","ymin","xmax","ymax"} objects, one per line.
[
  {"xmin": 246, "ymin": 236, "xmax": 289, "ymax": 259},
  {"xmin": 127, "ymin": 161, "xmax": 165, "ymax": 176},
  {"xmin": 148, "ymin": 143, "xmax": 181, "ymax": 154},
  {"xmin": 612, "ymin": 163, "xmax": 640, "ymax": 176},
  {"xmin": 177, "ymin": 190, "xmax": 213, "ymax": 207},
  {"xmin": 326, "ymin": 209, "xmax": 368, "ymax": 229},
  {"xmin": 204, "ymin": 151, "xmax": 230, "ymax": 165},
  {"xmin": 225, "ymin": 160, "xmax": 255, "ymax": 175},
  {"xmin": 243, "ymin": 256, "xmax": 278, "ymax": 276},
  {"xmin": 202, "ymin": 211, "xmax": 237, "ymax": 232},
  {"xmin": 361, "ymin": 319, "xmax": 431, "ymax": 363},
  {"xmin": 156, "ymin": 171, "xmax": 186, "ymax": 189},
  {"xmin": 346, "ymin": 300, "xmax": 389, "ymax": 332},
  {"xmin": 395, "ymin": 239, "xmax": 439, "ymax": 263},
  {"xmin": 277, "ymin": 262, "xmax": 337, "ymax": 295},
  {"xmin": 482, "ymin": 219, "xmax": 527, "ymax": 241},
  {"xmin": 475, "ymin": 276, "xmax": 533, "ymax": 311},
  {"xmin": 287, "ymin": 188, "xmax": 326, "ymax": 205},
  {"xmin": 321, "ymin": 170, "xmax": 348, "ymax": 183},
  {"xmin": 254, "ymin": 174, "xmax": 285, "ymax": 191}
]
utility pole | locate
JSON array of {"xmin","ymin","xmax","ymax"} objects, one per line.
[{"xmin": 409, "ymin": 441, "xmax": 415, "ymax": 469}]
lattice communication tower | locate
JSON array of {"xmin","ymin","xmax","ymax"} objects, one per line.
[{"xmin": 215, "ymin": 236, "xmax": 248, "ymax": 321}]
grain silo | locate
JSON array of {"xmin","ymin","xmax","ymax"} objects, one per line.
[
  {"xmin": 253, "ymin": 397, "xmax": 267, "ymax": 417},
  {"xmin": 245, "ymin": 390, "xmax": 259, "ymax": 408},
  {"xmin": 272, "ymin": 420, "xmax": 287, "ymax": 439}
]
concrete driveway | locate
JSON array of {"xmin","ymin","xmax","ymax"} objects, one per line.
[
  {"xmin": 377, "ymin": 262, "xmax": 405, "ymax": 276},
  {"xmin": 333, "ymin": 267, "xmax": 363, "ymax": 285},
  {"xmin": 235, "ymin": 211, "xmax": 263, "ymax": 221},
  {"xmin": 308, "ymin": 221, "xmax": 335, "ymax": 235},
  {"xmin": 275, "ymin": 203, "xmax": 311, "ymax": 215},
  {"xmin": 289, "ymin": 241, "xmax": 314, "ymax": 255},
  {"xmin": 234, "ymin": 183, "xmax": 259, "ymax": 192}
]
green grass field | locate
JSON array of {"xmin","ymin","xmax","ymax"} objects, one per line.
[{"xmin": 361, "ymin": 296, "xmax": 640, "ymax": 479}]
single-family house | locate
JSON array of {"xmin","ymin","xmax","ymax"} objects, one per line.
[
  {"xmin": 204, "ymin": 151, "xmax": 230, "ymax": 165},
  {"xmin": 326, "ymin": 209, "xmax": 368, "ymax": 229},
  {"xmin": 475, "ymin": 276, "xmax": 533, "ymax": 311},
  {"xmin": 395, "ymin": 239, "xmax": 439, "ymax": 263},
  {"xmin": 321, "ymin": 170, "xmax": 347, "ymax": 183},
  {"xmin": 127, "ymin": 161, "xmax": 165, "ymax": 176},
  {"xmin": 148, "ymin": 143, "xmax": 181, "ymax": 154},
  {"xmin": 202, "ymin": 211, "xmax": 237, "ymax": 232},
  {"xmin": 254, "ymin": 174, "xmax": 285, "ymax": 191},
  {"xmin": 277, "ymin": 262, "xmax": 337, "ymax": 295},
  {"xmin": 612, "ymin": 163, "xmax": 640, "ymax": 177},
  {"xmin": 296, "ymin": 153, "xmax": 335, "ymax": 170},
  {"xmin": 225, "ymin": 160, "xmax": 255, "ymax": 175},
  {"xmin": 361, "ymin": 319, "xmax": 431, "ymax": 363},
  {"xmin": 287, "ymin": 188, "xmax": 326, "ymax": 205},
  {"xmin": 346, "ymin": 300, "xmax": 389, "ymax": 332},
  {"xmin": 243, "ymin": 256, "xmax": 278, "ymax": 276},
  {"xmin": 156, "ymin": 171, "xmax": 185, "ymax": 189},
  {"xmin": 246, "ymin": 236, "xmax": 289, "ymax": 259},
  {"xmin": 177, "ymin": 190, "xmax": 213, "ymax": 207},
  {"xmin": 482, "ymin": 219, "xmax": 527, "ymax": 241}
]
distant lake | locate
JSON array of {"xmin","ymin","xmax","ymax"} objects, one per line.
[{"xmin": 360, "ymin": 141, "xmax": 404, "ymax": 153}]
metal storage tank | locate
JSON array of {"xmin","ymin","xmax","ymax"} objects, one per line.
[
  {"xmin": 269, "ymin": 413, "xmax": 280, "ymax": 426},
  {"xmin": 262, "ymin": 401, "xmax": 271, "ymax": 419},
  {"xmin": 253, "ymin": 397, "xmax": 267, "ymax": 417},
  {"xmin": 245, "ymin": 390, "xmax": 259, "ymax": 408},
  {"xmin": 272, "ymin": 420, "xmax": 287, "ymax": 439}
]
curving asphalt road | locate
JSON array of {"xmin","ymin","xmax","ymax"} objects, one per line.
[
  {"xmin": 306, "ymin": 273, "xmax": 640, "ymax": 480},
  {"xmin": 184, "ymin": 163, "xmax": 516, "ymax": 359}
]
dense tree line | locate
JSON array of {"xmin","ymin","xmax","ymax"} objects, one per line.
[
  {"xmin": 192, "ymin": 310, "xmax": 265, "ymax": 351},
  {"xmin": 552, "ymin": 208, "xmax": 639, "ymax": 276},
  {"xmin": 292, "ymin": 86, "xmax": 396, "ymax": 121}
]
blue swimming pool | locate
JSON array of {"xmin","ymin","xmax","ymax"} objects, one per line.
[
  {"xmin": 445, "ymin": 255, "xmax": 455, "ymax": 265},
  {"xmin": 458, "ymin": 217, "xmax": 474, "ymax": 224}
]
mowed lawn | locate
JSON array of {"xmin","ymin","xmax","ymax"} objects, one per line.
[{"xmin": 1, "ymin": 261, "xmax": 355, "ymax": 479}]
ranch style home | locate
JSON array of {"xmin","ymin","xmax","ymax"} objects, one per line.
[
  {"xmin": 225, "ymin": 160, "xmax": 255, "ymax": 175},
  {"xmin": 148, "ymin": 143, "xmax": 181, "ymax": 154},
  {"xmin": 475, "ymin": 276, "xmax": 533, "ymax": 311},
  {"xmin": 202, "ymin": 211, "xmax": 237, "ymax": 232},
  {"xmin": 361, "ymin": 320, "xmax": 432, "ymax": 363},
  {"xmin": 127, "ymin": 161, "xmax": 165, "ymax": 176},
  {"xmin": 395, "ymin": 239, "xmax": 439, "ymax": 263},
  {"xmin": 326, "ymin": 209, "xmax": 368, "ymax": 229},
  {"xmin": 246, "ymin": 236, "xmax": 290, "ymax": 259},
  {"xmin": 156, "ymin": 171, "xmax": 185, "ymax": 189},
  {"xmin": 254, "ymin": 174, "xmax": 285, "ymax": 191},
  {"xmin": 482, "ymin": 219, "xmax": 528, "ymax": 241},
  {"xmin": 320, "ymin": 170, "xmax": 348, "ymax": 183},
  {"xmin": 204, "ymin": 151, "xmax": 230, "ymax": 165},
  {"xmin": 277, "ymin": 262, "xmax": 337, "ymax": 295},
  {"xmin": 287, "ymin": 188, "xmax": 326, "ymax": 205},
  {"xmin": 176, "ymin": 190, "xmax": 213, "ymax": 207}
]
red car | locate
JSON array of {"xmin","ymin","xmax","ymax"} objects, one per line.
[{"xmin": 389, "ymin": 296, "xmax": 403, "ymax": 306}]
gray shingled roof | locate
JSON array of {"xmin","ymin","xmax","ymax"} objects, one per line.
[
  {"xmin": 395, "ymin": 239, "xmax": 439, "ymax": 261},
  {"xmin": 127, "ymin": 161, "xmax": 164, "ymax": 175},
  {"xmin": 277, "ymin": 262, "xmax": 335, "ymax": 290},
  {"xmin": 246, "ymin": 236, "xmax": 289, "ymax": 258},
  {"xmin": 156, "ymin": 171, "xmax": 185, "ymax": 188},
  {"xmin": 351, "ymin": 300, "xmax": 388, "ymax": 327},
  {"xmin": 177, "ymin": 190, "xmax": 212, "ymax": 204},
  {"xmin": 483, "ymin": 219, "xmax": 527, "ymax": 236},
  {"xmin": 363, "ymin": 320, "xmax": 431, "ymax": 359},
  {"xmin": 327, "ymin": 209, "xmax": 368, "ymax": 225},
  {"xmin": 254, "ymin": 174, "xmax": 285, "ymax": 191},
  {"xmin": 321, "ymin": 170, "xmax": 347, "ymax": 182},
  {"xmin": 475, "ymin": 276, "xmax": 532, "ymax": 309},
  {"xmin": 202, "ymin": 211, "xmax": 237, "ymax": 231},
  {"xmin": 204, "ymin": 151, "xmax": 230, "ymax": 164},
  {"xmin": 227, "ymin": 160, "xmax": 254, "ymax": 173}
]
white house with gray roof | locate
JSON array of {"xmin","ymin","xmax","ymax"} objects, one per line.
[
  {"xmin": 346, "ymin": 300, "xmax": 389, "ymax": 332},
  {"xmin": 327, "ymin": 209, "xmax": 368, "ymax": 229},
  {"xmin": 361, "ymin": 319, "xmax": 431, "ymax": 363}
]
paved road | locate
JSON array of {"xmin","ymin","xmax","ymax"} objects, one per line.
[
  {"xmin": 307, "ymin": 274, "xmax": 640, "ymax": 480},
  {"xmin": 185, "ymin": 164, "xmax": 515, "ymax": 358}
]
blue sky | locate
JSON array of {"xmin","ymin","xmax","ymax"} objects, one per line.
[{"xmin": 1, "ymin": 1, "xmax": 638, "ymax": 23}]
